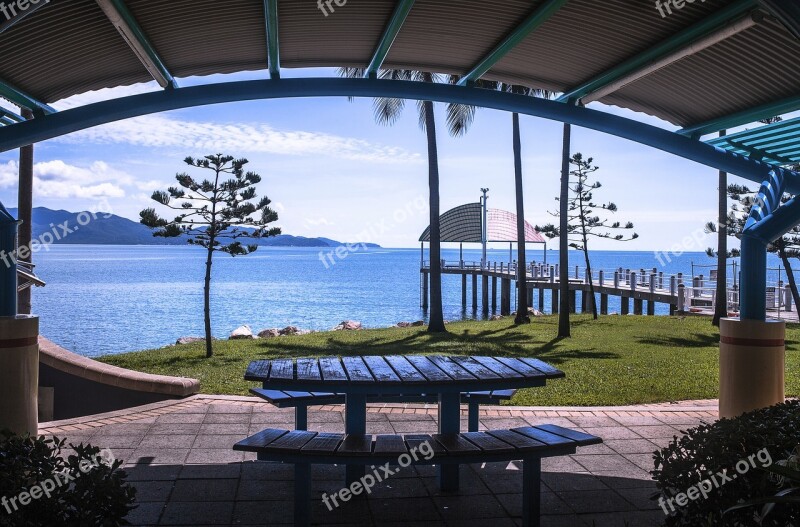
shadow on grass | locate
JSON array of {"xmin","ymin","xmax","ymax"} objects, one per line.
[{"xmin": 634, "ymin": 333, "xmax": 719, "ymax": 349}]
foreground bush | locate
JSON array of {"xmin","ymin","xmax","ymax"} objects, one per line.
[
  {"xmin": 0, "ymin": 431, "xmax": 136, "ymax": 526},
  {"xmin": 652, "ymin": 400, "xmax": 800, "ymax": 526}
]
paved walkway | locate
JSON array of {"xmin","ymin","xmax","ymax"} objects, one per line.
[{"xmin": 39, "ymin": 396, "xmax": 719, "ymax": 527}]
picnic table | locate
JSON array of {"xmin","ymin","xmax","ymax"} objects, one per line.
[{"xmin": 245, "ymin": 354, "xmax": 565, "ymax": 490}]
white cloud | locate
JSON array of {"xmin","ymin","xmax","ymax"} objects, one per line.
[
  {"xmin": 56, "ymin": 115, "xmax": 421, "ymax": 164},
  {"xmin": 0, "ymin": 160, "xmax": 127, "ymax": 199}
]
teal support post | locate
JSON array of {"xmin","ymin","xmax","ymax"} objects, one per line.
[
  {"xmin": 344, "ymin": 393, "xmax": 366, "ymax": 485},
  {"xmin": 438, "ymin": 392, "xmax": 460, "ymax": 490},
  {"xmin": 294, "ymin": 462, "xmax": 311, "ymax": 526},
  {"xmin": 0, "ymin": 204, "xmax": 19, "ymax": 317},
  {"xmin": 740, "ymin": 169, "xmax": 786, "ymax": 320}
]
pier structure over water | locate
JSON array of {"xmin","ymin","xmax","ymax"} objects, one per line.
[{"xmin": 420, "ymin": 260, "xmax": 800, "ymax": 322}]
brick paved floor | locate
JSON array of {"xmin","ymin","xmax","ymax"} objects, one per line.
[{"xmin": 39, "ymin": 396, "xmax": 718, "ymax": 526}]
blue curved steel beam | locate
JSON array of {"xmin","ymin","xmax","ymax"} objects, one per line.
[{"xmin": 0, "ymin": 77, "xmax": 796, "ymax": 188}]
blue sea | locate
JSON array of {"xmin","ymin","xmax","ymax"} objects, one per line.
[{"xmin": 28, "ymin": 245, "xmax": 787, "ymax": 358}]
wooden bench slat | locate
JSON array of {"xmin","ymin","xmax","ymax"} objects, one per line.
[
  {"xmin": 341, "ymin": 357, "xmax": 375, "ymax": 383},
  {"xmin": 517, "ymin": 358, "xmax": 566, "ymax": 379},
  {"xmin": 511, "ymin": 426, "xmax": 576, "ymax": 447},
  {"xmin": 338, "ymin": 434, "xmax": 373, "ymax": 456},
  {"xmin": 362, "ymin": 356, "xmax": 400, "ymax": 383},
  {"xmin": 283, "ymin": 391, "xmax": 314, "ymax": 398},
  {"xmin": 451, "ymin": 356, "xmax": 501, "ymax": 380},
  {"xmin": 492, "ymin": 357, "xmax": 549, "ymax": 379},
  {"xmin": 318, "ymin": 357, "xmax": 348, "ymax": 383},
  {"xmin": 461, "ymin": 432, "xmax": 516, "ymax": 453},
  {"xmin": 428, "ymin": 356, "xmax": 476, "ymax": 381},
  {"xmin": 249, "ymin": 388, "xmax": 293, "ymax": 402},
  {"xmin": 234, "ymin": 428, "xmax": 288, "ymax": 450},
  {"xmin": 270, "ymin": 359, "xmax": 295, "ymax": 380},
  {"xmin": 244, "ymin": 360, "xmax": 270, "ymax": 381},
  {"xmin": 535, "ymin": 424, "xmax": 603, "ymax": 446},
  {"xmin": 374, "ymin": 434, "xmax": 408, "ymax": 455},
  {"xmin": 384, "ymin": 355, "xmax": 428, "ymax": 383},
  {"xmin": 471, "ymin": 356, "xmax": 527, "ymax": 378},
  {"xmin": 269, "ymin": 430, "xmax": 319, "ymax": 452},
  {"xmin": 296, "ymin": 358, "xmax": 322, "ymax": 381},
  {"xmin": 432, "ymin": 433, "xmax": 481, "ymax": 453},
  {"xmin": 301, "ymin": 433, "xmax": 344, "ymax": 454},
  {"xmin": 486, "ymin": 429, "xmax": 548, "ymax": 450},
  {"xmin": 404, "ymin": 434, "xmax": 446, "ymax": 455},
  {"xmin": 488, "ymin": 389, "xmax": 516, "ymax": 399},
  {"xmin": 404, "ymin": 356, "xmax": 451, "ymax": 382}
]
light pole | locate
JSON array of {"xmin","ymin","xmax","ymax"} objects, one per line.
[{"xmin": 480, "ymin": 188, "xmax": 489, "ymax": 268}]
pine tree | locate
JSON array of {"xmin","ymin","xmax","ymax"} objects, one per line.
[
  {"xmin": 140, "ymin": 154, "xmax": 281, "ymax": 357},
  {"xmin": 537, "ymin": 153, "xmax": 638, "ymax": 319}
]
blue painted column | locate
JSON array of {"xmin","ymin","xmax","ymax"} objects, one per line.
[
  {"xmin": 0, "ymin": 203, "xmax": 20, "ymax": 316},
  {"xmin": 739, "ymin": 169, "xmax": 785, "ymax": 321}
]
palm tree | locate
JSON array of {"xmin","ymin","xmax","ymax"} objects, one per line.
[
  {"xmin": 339, "ymin": 69, "xmax": 478, "ymax": 332},
  {"xmin": 494, "ymin": 84, "xmax": 553, "ymax": 324}
]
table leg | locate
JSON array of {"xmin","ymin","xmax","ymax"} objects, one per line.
[
  {"xmin": 438, "ymin": 392, "xmax": 460, "ymax": 491},
  {"xmin": 345, "ymin": 393, "xmax": 366, "ymax": 485}
]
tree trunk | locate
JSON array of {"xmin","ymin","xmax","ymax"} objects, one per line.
[
  {"xmin": 557, "ymin": 123, "xmax": 571, "ymax": 337},
  {"xmin": 17, "ymin": 108, "xmax": 34, "ymax": 315},
  {"xmin": 204, "ymin": 244, "xmax": 214, "ymax": 358},
  {"xmin": 424, "ymin": 100, "xmax": 446, "ymax": 333},
  {"xmin": 713, "ymin": 130, "xmax": 727, "ymax": 326},
  {"xmin": 778, "ymin": 245, "xmax": 800, "ymax": 315},
  {"xmin": 512, "ymin": 113, "xmax": 529, "ymax": 324}
]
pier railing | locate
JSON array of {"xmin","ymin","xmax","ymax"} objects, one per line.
[{"xmin": 420, "ymin": 259, "xmax": 797, "ymax": 317}]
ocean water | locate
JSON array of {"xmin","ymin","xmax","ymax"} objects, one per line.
[{"xmin": 28, "ymin": 245, "xmax": 786, "ymax": 358}]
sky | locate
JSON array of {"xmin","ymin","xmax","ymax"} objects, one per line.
[{"xmin": 0, "ymin": 67, "xmax": 792, "ymax": 252}]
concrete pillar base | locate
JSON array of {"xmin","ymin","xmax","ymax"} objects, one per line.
[
  {"xmin": 0, "ymin": 315, "xmax": 39, "ymax": 435},
  {"xmin": 719, "ymin": 317, "xmax": 785, "ymax": 419}
]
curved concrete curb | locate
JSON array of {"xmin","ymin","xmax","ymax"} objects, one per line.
[{"xmin": 39, "ymin": 337, "xmax": 200, "ymax": 397}]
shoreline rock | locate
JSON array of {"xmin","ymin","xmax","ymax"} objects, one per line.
[
  {"xmin": 229, "ymin": 325, "xmax": 254, "ymax": 340},
  {"xmin": 332, "ymin": 320, "xmax": 362, "ymax": 331}
]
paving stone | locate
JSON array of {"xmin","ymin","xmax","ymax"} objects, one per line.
[
  {"xmin": 237, "ymin": 478, "xmax": 294, "ymax": 501},
  {"xmin": 192, "ymin": 434, "xmax": 246, "ymax": 449},
  {"xmin": 541, "ymin": 472, "xmax": 608, "ymax": 493},
  {"xmin": 185, "ymin": 449, "xmax": 245, "ymax": 464},
  {"xmin": 435, "ymin": 493, "xmax": 510, "ymax": 520},
  {"xmin": 605, "ymin": 439, "xmax": 661, "ymax": 455},
  {"xmin": 170, "ymin": 479, "xmax": 238, "ymax": 501},
  {"xmin": 155, "ymin": 413, "xmax": 206, "ymax": 424},
  {"xmin": 389, "ymin": 421, "xmax": 439, "ymax": 433},
  {"xmin": 369, "ymin": 497, "xmax": 441, "ymax": 523},
  {"xmin": 558, "ymin": 489, "xmax": 637, "ymax": 514},
  {"xmin": 131, "ymin": 480, "xmax": 175, "ymax": 502},
  {"xmin": 233, "ymin": 501, "xmax": 293, "ymax": 525},
  {"xmin": 129, "ymin": 448, "xmax": 190, "ymax": 465},
  {"xmin": 159, "ymin": 501, "xmax": 234, "ymax": 525},
  {"xmin": 198, "ymin": 423, "xmax": 250, "ymax": 435},
  {"xmin": 611, "ymin": 415, "xmax": 664, "ymax": 427},
  {"xmin": 139, "ymin": 435, "xmax": 197, "ymax": 449},
  {"xmin": 616, "ymin": 486, "xmax": 661, "ymax": 510},
  {"xmin": 149, "ymin": 423, "xmax": 203, "ymax": 435},
  {"xmin": 207, "ymin": 404, "xmax": 252, "ymax": 414},
  {"xmin": 567, "ymin": 416, "xmax": 620, "ymax": 428},
  {"xmin": 572, "ymin": 454, "xmax": 641, "ymax": 473},
  {"xmin": 583, "ymin": 509, "xmax": 665, "ymax": 526},
  {"xmin": 203, "ymin": 414, "xmax": 251, "ymax": 425},
  {"xmin": 179, "ymin": 463, "xmax": 241, "ymax": 480},
  {"xmin": 124, "ymin": 501, "xmax": 165, "ymax": 525},
  {"xmin": 634, "ymin": 426, "xmax": 681, "ymax": 440},
  {"xmin": 495, "ymin": 490, "xmax": 573, "ymax": 518},
  {"xmin": 90, "ymin": 434, "xmax": 144, "ymax": 449},
  {"xmin": 582, "ymin": 426, "xmax": 641, "ymax": 440}
]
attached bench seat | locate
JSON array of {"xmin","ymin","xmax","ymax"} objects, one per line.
[
  {"xmin": 234, "ymin": 424, "xmax": 601, "ymax": 527},
  {"xmin": 250, "ymin": 387, "xmax": 517, "ymax": 432}
]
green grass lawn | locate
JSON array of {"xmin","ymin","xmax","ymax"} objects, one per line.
[{"xmin": 99, "ymin": 315, "xmax": 800, "ymax": 407}]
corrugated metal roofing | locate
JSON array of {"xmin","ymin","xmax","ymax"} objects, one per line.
[
  {"xmin": 0, "ymin": 0, "xmax": 798, "ymax": 128},
  {"xmin": 419, "ymin": 204, "xmax": 546, "ymax": 243}
]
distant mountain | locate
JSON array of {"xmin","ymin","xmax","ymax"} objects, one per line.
[{"xmin": 6, "ymin": 207, "xmax": 380, "ymax": 248}]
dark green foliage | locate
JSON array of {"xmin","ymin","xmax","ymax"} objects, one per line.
[
  {"xmin": 653, "ymin": 400, "xmax": 800, "ymax": 526},
  {"xmin": 0, "ymin": 431, "xmax": 136, "ymax": 526}
]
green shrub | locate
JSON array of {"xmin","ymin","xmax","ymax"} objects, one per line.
[
  {"xmin": 0, "ymin": 431, "xmax": 136, "ymax": 526},
  {"xmin": 652, "ymin": 400, "xmax": 800, "ymax": 526}
]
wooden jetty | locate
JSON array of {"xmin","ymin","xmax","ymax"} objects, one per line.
[{"xmin": 420, "ymin": 260, "xmax": 799, "ymax": 321}]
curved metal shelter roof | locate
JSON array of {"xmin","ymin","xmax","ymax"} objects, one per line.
[
  {"xmin": 0, "ymin": 0, "xmax": 799, "ymax": 135},
  {"xmin": 418, "ymin": 203, "xmax": 545, "ymax": 243}
]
